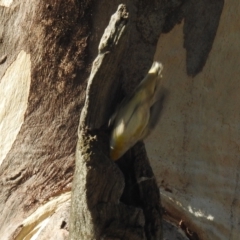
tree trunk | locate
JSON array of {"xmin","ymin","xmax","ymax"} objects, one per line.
[
  {"xmin": 0, "ymin": 1, "xmax": 93, "ymax": 239},
  {"xmin": 0, "ymin": 0, "xmax": 224, "ymax": 239},
  {"xmin": 0, "ymin": 0, "xmax": 163, "ymax": 238},
  {"xmin": 70, "ymin": 3, "xmax": 165, "ymax": 240}
]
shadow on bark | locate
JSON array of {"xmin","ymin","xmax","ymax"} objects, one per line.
[{"xmin": 162, "ymin": 0, "xmax": 224, "ymax": 77}]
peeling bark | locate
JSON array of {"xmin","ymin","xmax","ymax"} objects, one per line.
[{"xmin": 0, "ymin": 1, "xmax": 93, "ymax": 239}]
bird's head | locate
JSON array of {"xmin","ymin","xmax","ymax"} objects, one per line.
[{"xmin": 149, "ymin": 61, "xmax": 163, "ymax": 77}]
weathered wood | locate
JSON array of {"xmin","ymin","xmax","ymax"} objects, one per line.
[
  {"xmin": 80, "ymin": 4, "xmax": 129, "ymax": 130},
  {"xmin": 70, "ymin": 5, "xmax": 150, "ymax": 240},
  {"xmin": 70, "ymin": 3, "xmax": 164, "ymax": 240}
]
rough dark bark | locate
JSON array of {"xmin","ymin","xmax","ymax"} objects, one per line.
[
  {"xmin": 0, "ymin": 0, "xmax": 223, "ymax": 239},
  {"xmin": 70, "ymin": 3, "xmax": 166, "ymax": 240}
]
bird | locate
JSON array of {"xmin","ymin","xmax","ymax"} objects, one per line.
[{"xmin": 109, "ymin": 61, "xmax": 167, "ymax": 160}]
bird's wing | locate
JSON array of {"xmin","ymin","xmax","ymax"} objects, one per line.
[{"xmin": 142, "ymin": 87, "xmax": 169, "ymax": 139}]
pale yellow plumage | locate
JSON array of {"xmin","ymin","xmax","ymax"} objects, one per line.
[{"xmin": 109, "ymin": 61, "xmax": 165, "ymax": 160}]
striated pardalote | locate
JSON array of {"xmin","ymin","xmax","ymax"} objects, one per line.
[{"xmin": 109, "ymin": 61, "xmax": 167, "ymax": 160}]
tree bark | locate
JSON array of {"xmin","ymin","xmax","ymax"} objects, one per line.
[
  {"xmin": 0, "ymin": 1, "xmax": 93, "ymax": 239},
  {"xmin": 70, "ymin": 2, "xmax": 168, "ymax": 239},
  {"xmin": 0, "ymin": 0, "xmax": 223, "ymax": 239}
]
